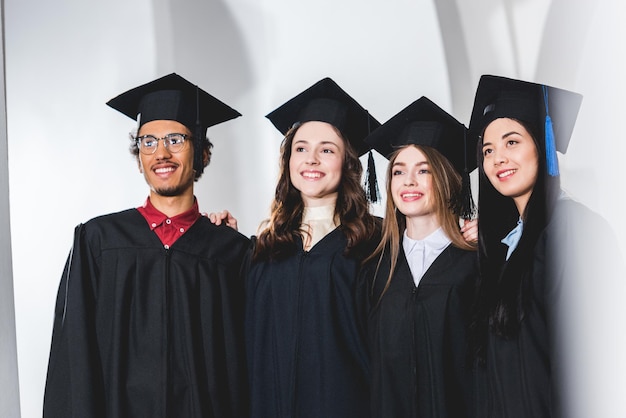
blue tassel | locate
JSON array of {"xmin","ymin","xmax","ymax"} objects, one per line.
[
  {"xmin": 543, "ymin": 86, "xmax": 559, "ymax": 176},
  {"xmin": 545, "ymin": 115, "xmax": 559, "ymax": 176}
]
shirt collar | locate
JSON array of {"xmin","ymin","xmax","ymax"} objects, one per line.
[
  {"xmin": 403, "ymin": 227, "xmax": 450, "ymax": 254},
  {"xmin": 138, "ymin": 197, "xmax": 200, "ymax": 231},
  {"xmin": 501, "ymin": 217, "xmax": 524, "ymax": 260}
]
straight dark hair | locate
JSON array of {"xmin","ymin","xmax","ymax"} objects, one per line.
[{"xmin": 469, "ymin": 118, "xmax": 561, "ymax": 363}]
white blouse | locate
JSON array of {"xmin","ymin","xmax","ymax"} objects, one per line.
[{"xmin": 403, "ymin": 227, "xmax": 451, "ymax": 287}]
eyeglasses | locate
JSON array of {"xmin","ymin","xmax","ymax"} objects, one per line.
[{"xmin": 134, "ymin": 133, "xmax": 189, "ymax": 155}]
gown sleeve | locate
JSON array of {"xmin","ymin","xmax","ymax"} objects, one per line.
[{"xmin": 43, "ymin": 223, "xmax": 105, "ymax": 418}]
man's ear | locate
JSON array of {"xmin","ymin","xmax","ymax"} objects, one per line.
[{"xmin": 203, "ymin": 149, "xmax": 209, "ymax": 166}]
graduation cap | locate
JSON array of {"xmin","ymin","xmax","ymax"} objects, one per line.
[
  {"xmin": 265, "ymin": 77, "xmax": 382, "ymax": 201},
  {"xmin": 468, "ymin": 74, "xmax": 583, "ymax": 176},
  {"xmin": 366, "ymin": 96, "xmax": 477, "ymax": 219},
  {"xmin": 106, "ymin": 72, "xmax": 241, "ymax": 175}
]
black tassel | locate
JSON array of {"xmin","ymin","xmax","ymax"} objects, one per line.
[
  {"xmin": 193, "ymin": 85, "xmax": 204, "ymax": 175},
  {"xmin": 455, "ymin": 128, "xmax": 476, "ymax": 219},
  {"xmin": 364, "ymin": 150, "xmax": 379, "ymax": 203},
  {"xmin": 458, "ymin": 170, "xmax": 476, "ymax": 220}
]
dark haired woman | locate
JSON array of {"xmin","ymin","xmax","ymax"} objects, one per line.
[
  {"xmin": 244, "ymin": 77, "xmax": 381, "ymax": 418},
  {"xmin": 468, "ymin": 75, "xmax": 622, "ymax": 417}
]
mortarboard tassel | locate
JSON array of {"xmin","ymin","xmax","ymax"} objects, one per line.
[
  {"xmin": 543, "ymin": 85, "xmax": 559, "ymax": 176},
  {"xmin": 193, "ymin": 85, "xmax": 204, "ymax": 175},
  {"xmin": 457, "ymin": 128, "xmax": 476, "ymax": 220},
  {"xmin": 365, "ymin": 150, "xmax": 379, "ymax": 203},
  {"xmin": 363, "ymin": 110, "xmax": 379, "ymax": 203},
  {"xmin": 459, "ymin": 169, "xmax": 476, "ymax": 220}
]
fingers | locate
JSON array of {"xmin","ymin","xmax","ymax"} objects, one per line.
[
  {"xmin": 205, "ymin": 213, "xmax": 220, "ymax": 226},
  {"xmin": 205, "ymin": 210, "xmax": 229, "ymax": 226},
  {"xmin": 205, "ymin": 210, "xmax": 239, "ymax": 231},
  {"xmin": 462, "ymin": 229, "xmax": 478, "ymax": 244},
  {"xmin": 226, "ymin": 218, "xmax": 239, "ymax": 231},
  {"xmin": 210, "ymin": 213, "xmax": 222, "ymax": 226},
  {"xmin": 460, "ymin": 218, "xmax": 478, "ymax": 244},
  {"xmin": 222, "ymin": 210, "xmax": 239, "ymax": 231}
]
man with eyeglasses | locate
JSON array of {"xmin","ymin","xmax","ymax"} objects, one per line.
[{"xmin": 43, "ymin": 73, "xmax": 250, "ymax": 418}]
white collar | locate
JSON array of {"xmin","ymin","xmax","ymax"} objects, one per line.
[{"xmin": 403, "ymin": 227, "xmax": 450, "ymax": 252}]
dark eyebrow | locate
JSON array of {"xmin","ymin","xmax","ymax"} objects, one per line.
[
  {"xmin": 502, "ymin": 130, "xmax": 522, "ymax": 139},
  {"xmin": 482, "ymin": 131, "xmax": 522, "ymax": 148},
  {"xmin": 392, "ymin": 160, "xmax": 428, "ymax": 168},
  {"xmin": 293, "ymin": 139, "xmax": 340, "ymax": 148}
]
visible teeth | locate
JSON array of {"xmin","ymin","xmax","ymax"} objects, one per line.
[
  {"xmin": 303, "ymin": 172, "xmax": 321, "ymax": 178},
  {"xmin": 155, "ymin": 167, "xmax": 175, "ymax": 174},
  {"xmin": 498, "ymin": 169, "xmax": 516, "ymax": 178},
  {"xmin": 402, "ymin": 193, "xmax": 422, "ymax": 198}
]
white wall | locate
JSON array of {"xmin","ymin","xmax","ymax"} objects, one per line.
[{"xmin": 4, "ymin": 0, "xmax": 624, "ymax": 416}]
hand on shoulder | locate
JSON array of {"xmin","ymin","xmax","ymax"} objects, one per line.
[{"xmin": 204, "ymin": 209, "xmax": 239, "ymax": 231}]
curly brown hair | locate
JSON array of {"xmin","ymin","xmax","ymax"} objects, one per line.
[{"xmin": 254, "ymin": 122, "xmax": 378, "ymax": 261}]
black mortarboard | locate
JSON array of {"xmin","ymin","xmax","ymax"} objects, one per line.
[
  {"xmin": 365, "ymin": 96, "xmax": 475, "ymax": 173},
  {"xmin": 365, "ymin": 96, "xmax": 477, "ymax": 218},
  {"xmin": 265, "ymin": 77, "xmax": 381, "ymax": 201},
  {"xmin": 265, "ymin": 77, "xmax": 380, "ymax": 157},
  {"xmin": 106, "ymin": 73, "xmax": 241, "ymax": 132},
  {"xmin": 468, "ymin": 74, "xmax": 583, "ymax": 176},
  {"xmin": 106, "ymin": 73, "xmax": 241, "ymax": 175}
]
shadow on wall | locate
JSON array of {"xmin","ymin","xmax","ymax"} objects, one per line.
[
  {"xmin": 431, "ymin": 0, "xmax": 473, "ymax": 122},
  {"xmin": 435, "ymin": 0, "xmax": 598, "ymax": 123},
  {"xmin": 150, "ymin": 0, "xmax": 258, "ymax": 222},
  {"xmin": 536, "ymin": 0, "xmax": 597, "ymax": 85},
  {"xmin": 152, "ymin": 0, "xmax": 253, "ymax": 97}
]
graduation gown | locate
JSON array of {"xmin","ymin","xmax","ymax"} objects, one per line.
[
  {"xmin": 364, "ymin": 242, "xmax": 478, "ymax": 418},
  {"xmin": 43, "ymin": 208, "xmax": 251, "ymax": 418},
  {"xmin": 245, "ymin": 228, "xmax": 371, "ymax": 418},
  {"xmin": 482, "ymin": 198, "xmax": 624, "ymax": 418}
]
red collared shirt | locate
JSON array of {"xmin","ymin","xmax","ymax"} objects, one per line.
[{"xmin": 137, "ymin": 197, "xmax": 201, "ymax": 249}]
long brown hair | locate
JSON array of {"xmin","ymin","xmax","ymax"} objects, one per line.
[
  {"xmin": 254, "ymin": 122, "xmax": 378, "ymax": 261},
  {"xmin": 366, "ymin": 144, "xmax": 476, "ymax": 302}
]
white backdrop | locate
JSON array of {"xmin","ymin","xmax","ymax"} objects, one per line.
[{"xmin": 4, "ymin": 0, "xmax": 625, "ymax": 416}]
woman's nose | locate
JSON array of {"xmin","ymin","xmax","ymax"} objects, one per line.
[
  {"xmin": 493, "ymin": 149, "xmax": 507, "ymax": 165},
  {"xmin": 305, "ymin": 153, "xmax": 319, "ymax": 165}
]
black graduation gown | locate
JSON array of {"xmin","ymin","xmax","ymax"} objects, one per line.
[
  {"xmin": 245, "ymin": 228, "xmax": 371, "ymax": 418},
  {"xmin": 43, "ymin": 208, "xmax": 251, "ymax": 418},
  {"xmin": 364, "ymin": 241, "xmax": 478, "ymax": 418},
  {"xmin": 482, "ymin": 198, "xmax": 624, "ymax": 418}
]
